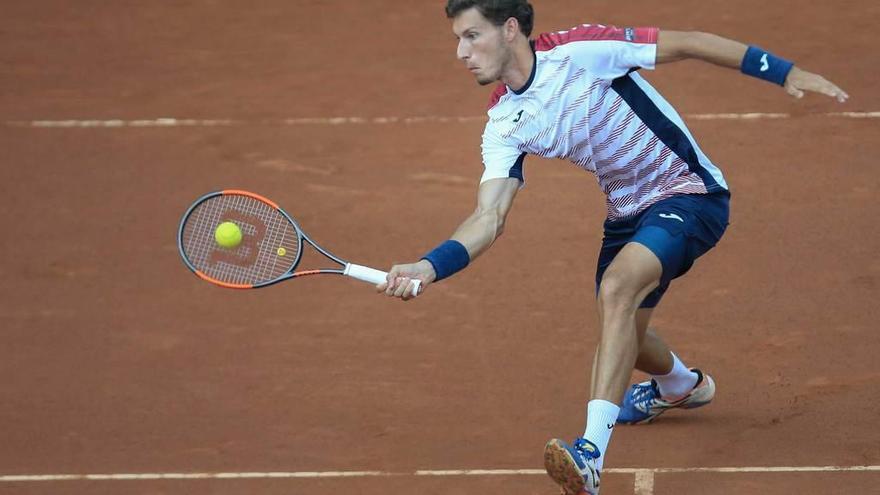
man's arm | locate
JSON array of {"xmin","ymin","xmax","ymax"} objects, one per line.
[
  {"xmin": 656, "ymin": 30, "xmax": 848, "ymax": 102},
  {"xmin": 379, "ymin": 177, "xmax": 521, "ymax": 300}
]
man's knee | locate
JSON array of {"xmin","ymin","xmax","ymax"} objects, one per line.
[
  {"xmin": 598, "ymin": 270, "xmax": 643, "ymax": 312},
  {"xmin": 599, "ymin": 264, "xmax": 661, "ymax": 311},
  {"xmin": 598, "ymin": 243, "xmax": 663, "ymax": 311}
]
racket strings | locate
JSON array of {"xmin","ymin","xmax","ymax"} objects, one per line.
[{"xmin": 181, "ymin": 194, "xmax": 300, "ymax": 286}]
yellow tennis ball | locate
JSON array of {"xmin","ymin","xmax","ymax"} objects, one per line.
[
  {"xmin": 215, "ymin": 221, "xmax": 242, "ymax": 249},
  {"xmin": 277, "ymin": 247, "xmax": 287, "ymax": 257}
]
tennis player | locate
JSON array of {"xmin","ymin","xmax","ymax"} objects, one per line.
[{"xmin": 379, "ymin": 1, "xmax": 847, "ymax": 493}]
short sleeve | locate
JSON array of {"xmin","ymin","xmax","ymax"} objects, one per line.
[
  {"xmin": 480, "ymin": 123, "xmax": 526, "ymax": 185},
  {"xmin": 534, "ymin": 25, "xmax": 658, "ymax": 80}
]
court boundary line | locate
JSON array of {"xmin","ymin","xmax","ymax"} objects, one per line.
[
  {"xmin": 3, "ymin": 111, "xmax": 880, "ymax": 128},
  {"xmin": 4, "ymin": 465, "xmax": 877, "ymax": 495},
  {"xmin": 2, "ymin": 464, "xmax": 877, "ymax": 481}
]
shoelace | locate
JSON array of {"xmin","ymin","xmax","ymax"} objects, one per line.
[
  {"xmin": 572, "ymin": 438, "xmax": 600, "ymax": 460},
  {"xmin": 630, "ymin": 381, "xmax": 658, "ymax": 404}
]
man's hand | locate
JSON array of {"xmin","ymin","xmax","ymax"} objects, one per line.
[
  {"xmin": 784, "ymin": 66, "xmax": 849, "ymax": 102},
  {"xmin": 378, "ymin": 259, "xmax": 437, "ymax": 301}
]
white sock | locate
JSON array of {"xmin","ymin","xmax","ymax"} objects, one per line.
[
  {"xmin": 582, "ymin": 399, "xmax": 620, "ymax": 470},
  {"xmin": 652, "ymin": 352, "xmax": 698, "ymax": 400}
]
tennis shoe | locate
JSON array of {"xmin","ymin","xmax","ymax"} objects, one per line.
[
  {"xmin": 617, "ymin": 368, "xmax": 715, "ymax": 425},
  {"xmin": 543, "ymin": 437, "xmax": 601, "ymax": 495}
]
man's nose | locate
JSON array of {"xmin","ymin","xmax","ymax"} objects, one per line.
[{"xmin": 457, "ymin": 39, "xmax": 469, "ymax": 60}]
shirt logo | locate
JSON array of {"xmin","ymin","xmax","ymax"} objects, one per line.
[
  {"xmin": 659, "ymin": 213, "xmax": 684, "ymax": 222},
  {"xmin": 512, "ymin": 110, "xmax": 524, "ymax": 123},
  {"xmin": 624, "ymin": 27, "xmax": 635, "ymax": 41},
  {"xmin": 760, "ymin": 53, "xmax": 770, "ymax": 72}
]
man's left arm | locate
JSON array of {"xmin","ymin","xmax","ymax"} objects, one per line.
[{"xmin": 656, "ymin": 30, "xmax": 848, "ymax": 102}]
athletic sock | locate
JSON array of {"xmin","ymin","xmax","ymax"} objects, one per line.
[
  {"xmin": 582, "ymin": 399, "xmax": 620, "ymax": 470},
  {"xmin": 652, "ymin": 352, "xmax": 698, "ymax": 400}
]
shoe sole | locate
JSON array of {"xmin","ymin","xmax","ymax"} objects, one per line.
[
  {"xmin": 619, "ymin": 374, "xmax": 716, "ymax": 425},
  {"xmin": 543, "ymin": 439, "xmax": 594, "ymax": 495}
]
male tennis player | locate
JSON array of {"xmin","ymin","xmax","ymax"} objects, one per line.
[{"xmin": 379, "ymin": 1, "xmax": 848, "ymax": 493}]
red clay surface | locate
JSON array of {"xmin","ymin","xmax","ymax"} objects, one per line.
[{"xmin": 2, "ymin": 1, "xmax": 879, "ymax": 494}]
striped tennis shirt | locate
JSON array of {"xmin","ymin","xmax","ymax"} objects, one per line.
[{"xmin": 481, "ymin": 24, "xmax": 728, "ymax": 220}]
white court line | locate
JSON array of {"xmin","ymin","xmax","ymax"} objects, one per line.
[
  {"xmin": 2, "ymin": 465, "xmax": 878, "ymax": 482},
  {"xmin": 829, "ymin": 111, "xmax": 880, "ymax": 118},
  {"xmin": 3, "ymin": 111, "xmax": 880, "ymax": 128},
  {"xmin": 686, "ymin": 112, "xmax": 790, "ymax": 120},
  {"xmin": 634, "ymin": 470, "xmax": 655, "ymax": 495},
  {"xmin": 2, "ymin": 116, "xmax": 486, "ymax": 128}
]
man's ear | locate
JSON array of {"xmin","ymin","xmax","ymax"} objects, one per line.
[{"xmin": 504, "ymin": 17, "xmax": 520, "ymax": 42}]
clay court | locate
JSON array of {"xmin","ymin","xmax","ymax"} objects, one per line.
[{"xmin": 2, "ymin": 1, "xmax": 879, "ymax": 494}]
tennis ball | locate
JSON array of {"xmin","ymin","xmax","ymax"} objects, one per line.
[{"xmin": 215, "ymin": 221, "xmax": 242, "ymax": 249}]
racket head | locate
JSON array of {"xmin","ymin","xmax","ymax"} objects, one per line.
[{"xmin": 177, "ymin": 190, "xmax": 304, "ymax": 288}]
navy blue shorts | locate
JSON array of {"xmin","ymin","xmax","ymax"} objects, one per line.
[{"xmin": 596, "ymin": 191, "xmax": 730, "ymax": 308}]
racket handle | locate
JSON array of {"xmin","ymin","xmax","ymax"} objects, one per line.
[{"xmin": 343, "ymin": 263, "xmax": 422, "ymax": 296}]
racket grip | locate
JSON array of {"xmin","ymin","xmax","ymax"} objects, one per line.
[{"xmin": 343, "ymin": 263, "xmax": 422, "ymax": 296}]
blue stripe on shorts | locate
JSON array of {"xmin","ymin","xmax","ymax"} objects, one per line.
[{"xmin": 595, "ymin": 191, "xmax": 730, "ymax": 308}]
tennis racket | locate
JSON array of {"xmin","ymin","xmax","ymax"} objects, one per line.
[{"xmin": 177, "ymin": 189, "xmax": 421, "ymax": 294}]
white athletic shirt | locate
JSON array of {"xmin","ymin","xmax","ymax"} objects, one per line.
[{"xmin": 481, "ymin": 24, "xmax": 728, "ymax": 220}]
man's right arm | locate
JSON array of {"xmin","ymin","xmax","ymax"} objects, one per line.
[{"xmin": 379, "ymin": 177, "xmax": 521, "ymax": 300}]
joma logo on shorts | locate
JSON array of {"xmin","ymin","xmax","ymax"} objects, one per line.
[{"xmin": 659, "ymin": 213, "xmax": 684, "ymax": 222}]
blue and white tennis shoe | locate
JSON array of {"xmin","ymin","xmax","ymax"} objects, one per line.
[
  {"xmin": 617, "ymin": 368, "xmax": 716, "ymax": 424},
  {"xmin": 544, "ymin": 437, "xmax": 601, "ymax": 494}
]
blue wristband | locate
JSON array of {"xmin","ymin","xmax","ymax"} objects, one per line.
[
  {"xmin": 421, "ymin": 240, "xmax": 470, "ymax": 281},
  {"xmin": 741, "ymin": 46, "xmax": 794, "ymax": 86}
]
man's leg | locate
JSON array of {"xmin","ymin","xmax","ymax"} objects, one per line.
[
  {"xmin": 598, "ymin": 310, "xmax": 700, "ymax": 394},
  {"xmin": 580, "ymin": 242, "xmax": 663, "ymax": 473},
  {"xmin": 547, "ymin": 193, "xmax": 729, "ymax": 493},
  {"xmin": 544, "ymin": 242, "xmax": 662, "ymax": 495},
  {"xmin": 637, "ymin": 327, "xmax": 701, "ymax": 398},
  {"xmin": 590, "ymin": 310, "xmax": 671, "ymax": 396},
  {"xmin": 592, "ymin": 242, "xmax": 663, "ymax": 404},
  {"xmin": 635, "ymin": 322, "xmax": 672, "ymax": 375}
]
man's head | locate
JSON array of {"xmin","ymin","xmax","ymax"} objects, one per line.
[{"xmin": 446, "ymin": 0, "xmax": 534, "ymax": 85}]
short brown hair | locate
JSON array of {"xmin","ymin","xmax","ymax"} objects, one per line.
[{"xmin": 445, "ymin": 0, "xmax": 534, "ymax": 37}]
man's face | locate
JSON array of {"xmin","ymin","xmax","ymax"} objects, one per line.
[{"xmin": 451, "ymin": 7, "xmax": 510, "ymax": 85}]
